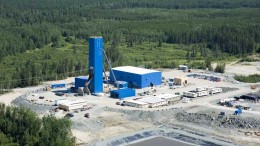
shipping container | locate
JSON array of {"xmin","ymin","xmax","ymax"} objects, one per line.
[
  {"xmin": 51, "ymin": 83, "xmax": 66, "ymax": 89},
  {"xmin": 179, "ymin": 65, "xmax": 188, "ymax": 71}
]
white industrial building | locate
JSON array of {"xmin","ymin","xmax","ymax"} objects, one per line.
[
  {"xmin": 123, "ymin": 100, "xmax": 149, "ymax": 108},
  {"xmin": 124, "ymin": 94, "xmax": 181, "ymax": 108},
  {"xmin": 139, "ymin": 97, "xmax": 168, "ymax": 108},
  {"xmin": 59, "ymin": 99, "xmax": 87, "ymax": 111},
  {"xmin": 156, "ymin": 94, "xmax": 181, "ymax": 103}
]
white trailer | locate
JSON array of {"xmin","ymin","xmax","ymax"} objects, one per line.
[
  {"xmin": 196, "ymin": 91, "xmax": 209, "ymax": 97},
  {"xmin": 209, "ymin": 88, "xmax": 222, "ymax": 94},
  {"xmin": 205, "ymin": 87, "xmax": 214, "ymax": 91},
  {"xmin": 183, "ymin": 91, "xmax": 197, "ymax": 98},
  {"xmin": 196, "ymin": 87, "xmax": 207, "ymax": 92}
]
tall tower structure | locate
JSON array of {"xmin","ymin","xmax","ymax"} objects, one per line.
[{"xmin": 87, "ymin": 36, "xmax": 103, "ymax": 94}]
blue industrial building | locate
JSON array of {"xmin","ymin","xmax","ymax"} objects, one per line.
[
  {"xmin": 88, "ymin": 37, "xmax": 103, "ymax": 94},
  {"xmin": 110, "ymin": 66, "xmax": 162, "ymax": 89},
  {"xmin": 75, "ymin": 76, "xmax": 88, "ymax": 88},
  {"xmin": 110, "ymin": 88, "xmax": 136, "ymax": 99}
]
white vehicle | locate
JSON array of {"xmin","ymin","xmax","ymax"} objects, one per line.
[{"xmin": 220, "ymin": 98, "xmax": 235, "ymax": 103}]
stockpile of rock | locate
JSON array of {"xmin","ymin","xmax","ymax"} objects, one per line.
[
  {"xmin": 175, "ymin": 112, "xmax": 260, "ymax": 130},
  {"xmin": 12, "ymin": 96, "xmax": 55, "ymax": 114}
]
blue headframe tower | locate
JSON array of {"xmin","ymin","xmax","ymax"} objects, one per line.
[{"xmin": 86, "ymin": 36, "xmax": 103, "ymax": 94}]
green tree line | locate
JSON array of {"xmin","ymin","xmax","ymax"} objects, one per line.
[
  {"xmin": 0, "ymin": 103, "xmax": 75, "ymax": 145},
  {"xmin": 0, "ymin": 0, "xmax": 259, "ymax": 90}
]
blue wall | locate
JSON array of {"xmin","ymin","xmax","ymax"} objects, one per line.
[
  {"xmin": 75, "ymin": 76, "xmax": 87, "ymax": 88},
  {"xmin": 110, "ymin": 69, "xmax": 162, "ymax": 89},
  {"xmin": 110, "ymin": 88, "xmax": 136, "ymax": 99},
  {"xmin": 110, "ymin": 70, "xmax": 142, "ymax": 88},
  {"xmin": 89, "ymin": 37, "xmax": 103, "ymax": 94},
  {"xmin": 141, "ymin": 72, "xmax": 162, "ymax": 88}
]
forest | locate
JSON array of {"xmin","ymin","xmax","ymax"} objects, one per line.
[
  {"xmin": 0, "ymin": 103, "xmax": 75, "ymax": 145},
  {"xmin": 0, "ymin": 0, "xmax": 260, "ymax": 91}
]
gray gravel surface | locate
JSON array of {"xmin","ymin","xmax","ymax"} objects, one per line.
[
  {"xmin": 12, "ymin": 96, "xmax": 56, "ymax": 114},
  {"xmin": 218, "ymin": 87, "xmax": 239, "ymax": 93},
  {"xmin": 105, "ymin": 107, "xmax": 260, "ymax": 130},
  {"xmin": 175, "ymin": 112, "xmax": 260, "ymax": 130},
  {"xmin": 72, "ymin": 118, "xmax": 105, "ymax": 132}
]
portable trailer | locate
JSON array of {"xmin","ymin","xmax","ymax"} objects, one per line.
[
  {"xmin": 209, "ymin": 88, "xmax": 222, "ymax": 94},
  {"xmin": 196, "ymin": 90, "xmax": 209, "ymax": 97},
  {"xmin": 183, "ymin": 91, "xmax": 198, "ymax": 98},
  {"xmin": 196, "ymin": 87, "xmax": 207, "ymax": 92}
]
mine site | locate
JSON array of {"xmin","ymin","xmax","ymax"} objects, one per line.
[{"xmin": 0, "ymin": 37, "xmax": 259, "ymax": 146}]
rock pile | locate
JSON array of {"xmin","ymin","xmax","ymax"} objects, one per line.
[{"xmin": 175, "ymin": 112, "xmax": 260, "ymax": 130}]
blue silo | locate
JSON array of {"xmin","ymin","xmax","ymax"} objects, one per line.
[{"xmin": 88, "ymin": 37, "xmax": 103, "ymax": 94}]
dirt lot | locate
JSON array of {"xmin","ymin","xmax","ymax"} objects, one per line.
[{"xmin": 225, "ymin": 62, "xmax": 260, "ymax": 76}]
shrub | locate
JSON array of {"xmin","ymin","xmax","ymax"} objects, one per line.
[
  {"xmin": 214, "ymin": 63, "xmax": 225, "ymax": 73},
  {"xmin": 234, "ymin": 74, "xmax": 260, "ymax": 83}
]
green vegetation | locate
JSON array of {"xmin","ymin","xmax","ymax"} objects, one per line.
[
  {"xmin": 0, "ymin": 103, "xmax": 75, "ymax": 145},
  {"xmin": 239, "ymin": 57, "xmax": 260, "ymax": 62},
  {"xmin": 234, "ymin": 74, "xmax": 260, "ymax": 83},
  {"xmin": 0, "ymin": 0, "xmax": 259, "ymax": 90},
  {"xmin": 214, "ymin": 63, "xmax": 226, "ymax": 73}
]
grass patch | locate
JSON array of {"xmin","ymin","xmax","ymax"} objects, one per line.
[
  {"xmin": 239, "ymin": 57, "xmax": 260, "ymax": 63},
  {"xmin": 234, "ymin": 74, "xmax": 260, "ymax": 83}
]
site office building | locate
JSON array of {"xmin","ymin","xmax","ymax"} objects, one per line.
[{"xmin": 110, "ymin": 66, "xmax": 162, "ymax": 89}]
